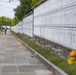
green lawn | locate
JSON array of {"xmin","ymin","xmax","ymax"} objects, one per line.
[
  {"xmin": 0, "ymin": 30, "xmax": 3, "ymax": 34},
  {"xmin": 14, "ymin": 32, "xmax": 76, "ymax": 75}
]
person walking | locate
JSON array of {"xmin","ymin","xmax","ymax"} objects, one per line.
[{"xmin": 4, "ymin": 27, "xmax": 8, "ymax": 35}]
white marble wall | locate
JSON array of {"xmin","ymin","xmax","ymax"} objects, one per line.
[
  {"xmin": 11, "ymin": 24, "xmax": 19, "ymax": 33},
  {"xmin": 23, "ymin": 14, "xmax": 33, "ymax": 37},
  {"xmin": 18, "ymin": 22, "xmax": 23, "ymax": 34},
  {"xmin": 34, "ymin": 0, "xmax": 76, "ymax": 49},
  {"xmin": 11, "ymin": 0, "xmax": 76, "ymax": 49}
]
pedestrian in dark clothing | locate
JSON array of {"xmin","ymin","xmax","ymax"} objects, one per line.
[{"xmin": 4, "ymin": 27, "xmax": 8, "ymax": 35}]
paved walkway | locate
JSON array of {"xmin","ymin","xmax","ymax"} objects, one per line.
[{"xmin": 0, "ymin": 30, "xmax": 54, "ymax": 75}]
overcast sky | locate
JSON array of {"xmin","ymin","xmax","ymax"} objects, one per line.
[{"xmin": 0, "ymin": 0, "xmax": 20, "ymax": 18}]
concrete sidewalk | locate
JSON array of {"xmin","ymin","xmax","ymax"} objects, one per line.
[{"xmin": 0, "ymin": 30, "xmax": 54, "ymax": 75}]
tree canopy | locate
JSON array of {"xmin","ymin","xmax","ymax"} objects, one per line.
[
  {"xmin": 0, "ymin": 16, "xmax": 18, "ymax": 26},
  {"xmin": 0, "ymin": 0, "xmax": 41, "ymax": 26},
  {"xmin": 14, "ymin": 0, "xmax": 40, "ymax": 20},
  {"xmin": 14, "ymin": 0, "xmax": 32, "ymax": 20},
  {"xmin": 31, "ymin": 0, "xmax": 40, "ymax": 7}
]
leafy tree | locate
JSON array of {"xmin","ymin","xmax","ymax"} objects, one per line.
[
  {"xmin": 14, "ymin": 0, "xmax": 32, "ymax": 20},
  {"xmin": 11, "ymin": 16, "xmax": 19, "ymax": 26},
  {"xmin": 0, "ymin": 16, "xmax": 10, "ymax": 26},
  {"xmin": 14, "ymin": 6, "xmax": 22, "ymax": 20},
  {"xmin": 14, "ymin": 0, "xmax": 41, "ymax": 20},
  {"xmin": 31, "ymin": 0, "xmax": 40, "ymax": 7},
  {"xmin": 0, "ymin": 16, "xmax": 19, "ymax": 26}
]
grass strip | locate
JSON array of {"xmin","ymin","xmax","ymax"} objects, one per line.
[
  {"xmin": 14, "ymin": 33, "xmax": 76, "ymax": 75},
  {"xmin": 0, "ymin": 30, "xmax": 3, "ymax": 34}
]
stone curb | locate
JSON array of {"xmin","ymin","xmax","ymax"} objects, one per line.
[{"xmin": 14, "ymin": 34, "xmax": 68, "ymax": 75}]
